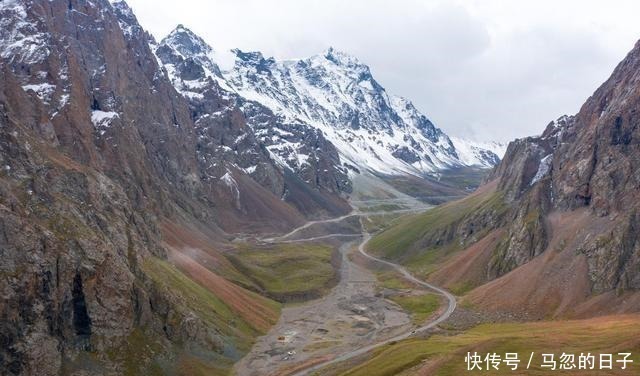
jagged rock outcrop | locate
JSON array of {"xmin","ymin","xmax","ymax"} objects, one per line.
[
  {"xmin": 488, "ymin": 40, "xmax": 640, "ymax": 287},
  {"xmin": 371, "ymin": 39, "xmax": 640, "ymax": 318},
  {"xmin": 155, "ymin": 25, "xmax": 352, "ymax": 218},
  {"xmin": 474, "ymin": 40, "xmax": 640, "ymax": 309},
  {"xmin": 0, "ymin": 0, "xmax": 308, "ymax": 374},
  {"xmin": 156, "ymin": 26, "xmax": 505, "ymax": 178}
]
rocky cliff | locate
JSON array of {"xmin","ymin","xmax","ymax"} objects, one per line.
[
  {"xmin": 156, "ymin": 26, "xmax": 505, "ymax": 179},
  {"xmin": 0, "ymin": 0, "xmax": 287, "ymax": 374},
  {"xmin": 485, "ymin": 38, "xmax": 640, "ymax": 289},
  {"xmin": 369, "ymin": 39, "xmax": 640, "ymax": 319},
  {"xmin": 154, "ymin": 25, "xmax": 352, "ymax": 218}
]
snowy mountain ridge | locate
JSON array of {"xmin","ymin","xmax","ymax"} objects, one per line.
[
  {"xmin": 158, "ymin": 25, "xmax": 504, "ymax": 178},
  {"xmin": 450, "ymin": 137, "xmax": 507, "ymax": 168}
]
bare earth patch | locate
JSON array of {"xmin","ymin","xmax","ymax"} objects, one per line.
[{"xmin": 233, "ymin": 240, "xmax": 413, "ymax": 376}]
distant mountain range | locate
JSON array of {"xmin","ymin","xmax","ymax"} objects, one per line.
[{"xmin": 156, "ymin": 25, "xmax": 505, "ymax": 182}]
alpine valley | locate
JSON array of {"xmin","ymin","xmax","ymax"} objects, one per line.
[{"xmin": 1, "ymin": 1, "xmax": 639, "ymax": 376}]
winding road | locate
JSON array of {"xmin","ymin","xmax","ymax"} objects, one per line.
[
  {"xmin": 289, "ymin": 230, "xmax": 457, "ymax": 376},
  {"xmin": 252, "ymin": 205, "xmax": 457, "ymax": 376},
  {"xmin": 264, "ymin": 205, "xmax": 431, "ymax": 243}
]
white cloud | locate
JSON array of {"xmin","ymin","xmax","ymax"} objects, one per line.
[{"xmin": 125, "ymin": 0, "xmax": 640, "ymax": 142}]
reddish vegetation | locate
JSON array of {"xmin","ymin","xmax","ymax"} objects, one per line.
[
  {"xmin": 272, "ymin": 354, "xmax": 334, "ymax": 376},
  {"xmin": 162, "ymin": 221, "xmax": 234, "ymax": 270},
  {"xmin": 162, "ymin": 221, "xmax": 279, "ymax": 333},
  {"xmin": 168, "ymin": 249, "xmax": 278, "ymax": 333},
  {"xmin": 428, "ymin": 229, "xmax": 505, "ymax": 291}
]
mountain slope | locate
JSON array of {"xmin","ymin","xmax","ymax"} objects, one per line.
[
  {"xmin": 155, "ymin": 26, "xmax": 352, "ymax": 219},
  {"xmin": 0, "ymin": 1, "xmax": 506, "ymax": 374},
  {"xmin": 157, "ymin": 26, "xmax": 504, "ymax": 181},
  {"xmin": 450, "ymin": 136, "xmax": 506, "ymax": 168},
  {"xmin": 369, "ymin": 39, "xmax": 640, "ymax": 319},
  {"xmin": 0, "ymin": 0, "xmax": 314, "ymax": 374},
  {"xmin": 222, "ymin": 47, "xmax": 462, "ymax": 175}
]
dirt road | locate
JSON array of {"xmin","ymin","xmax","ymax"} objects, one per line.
[
  {"xmin": 264, "ymin": 205, "xmax": 430, "ymax": 243},
  {"xmin": 233, "ymin": 239, "xmax": 412, "ymax": 376},
  {"xmin": 290, "ymin": 231, "xmax": 457, "ymax": 376},
  {"xmin": 233, "ymin": 206, "xmax": 456, "ymax": 376}
]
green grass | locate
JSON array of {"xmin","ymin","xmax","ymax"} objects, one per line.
[
  {"xmin": 142, "ymin": 257, "xmax": 259, "ymax": 350},
  {"xmin": 361, "ymin": 213, "xmax": 405, "ymax": 233},
  {"xmin": 388, "ymin": 294, "xmax": 441, "ymax": 324},
  {"xmin": 449, "ymin": 281, "xmax": 475, "ymax": 296},
  {"xmin": 176, "ymin": 354, "xmax": 233, "ymax": 376},
  {"xmin": 102, "ymin": 257, "xmax": 281, "ymax": 376},
  {"xmin": 104, "ymin": 328, "xmax": 167, "ymax": 376},
  {"xmin": 336, "ymin": 315, "xmax": 640, "ymax": 376},
  {"xmin": 102, "ymin": 322, "xmax": 235, "ymax": 376},
  {"xmin": 402, "ymin": 241, "xmax": 461, "ymax": 279},
  {"xmin": 367, "ymin": 189, "xmax": 507, "ymax": 268},
  {"xmin": 376, "ymin": 271, "xmax": 414, "ymax": 290},
  {"xmin": 229, "ymin": 243, "xmax": 337, "ymax": 300},
  {"xmin": 436, "ymin": 167, "xmax": 492, "ymax": 191}
]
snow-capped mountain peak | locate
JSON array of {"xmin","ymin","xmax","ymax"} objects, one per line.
[
  {"xmin": 164, "ymin": 24, "xmax": 213, "ymax": 57},
  {"xmin": 156, "ymin": 25, "xmax": 228, "ymax": 92},
  {"xmin": 233, "ymin": 49, "xmax": 273, "ymax": 64},
  {"xmin": 321, "ymin": 47, "xmax": 366, "ymax": 69},
  {"xmin": 450, "ymin": 137, "xmax": 507, "ymax": 168},
  {"xmin": 156, "ymin": 26, "xmax": 503, "ymax": 178}
]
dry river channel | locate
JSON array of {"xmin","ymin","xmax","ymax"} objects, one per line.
[{"xmin": 233, "ymin": 205, "xmax": 456, "ymax": 376}]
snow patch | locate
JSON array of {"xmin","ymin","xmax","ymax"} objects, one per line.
[
  {"xmin": 357, "ymin": 79, "xmax": 374, "ymax": 91},
  {"xmin": 91, "ymin": 110, "xmax": 120, "ymax": 134},
  {"xmin": 531, "ymin": 154, "xmax": 553, "ymax": 185},
  {"xmin": 220, "ymin": 170, "xmax": 241, "ymax": 206},
  {"xmin": 0, "ymin": 0, "xmax": 50, "ymax": 64},
  {"xmin": 59, "ymin": 94, "xmax": 70, "ymax": 108},
  {"xmin": 157, "ymin": 29, "xmax": 505, "ymax": 178},
  {"xmin": 243, "ymin": 165, "xmax": 257, "ymax": 174},
  {"xmin": 450, "ymin": 137, "xmax": 507, "ymax": 168},
  {"xmin": 22, "ymin": 83, "xmax": 55, "ymax": 103}
]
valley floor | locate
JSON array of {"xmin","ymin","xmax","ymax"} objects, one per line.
[
  {"xmin": 233, "ymin": 239, "xmax": 412, "ymax": 376},
  {"xmin": 229, "ymin": 193, "xmax": 640, "ymax": 376},
  {"xmin": 233, "ymin": 200, "xmax": 457, "ymax": 376}
]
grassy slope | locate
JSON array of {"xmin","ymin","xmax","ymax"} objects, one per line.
[
  {"xmin": 139, "ymin": 257, "xmax": 281, "ymax": 375},
  {"xmin": 361, "ymin": 212, "xmax": 406, "ymax": 233},
  {"xmin": 228, "ymin": 243, "xmax": 337, "ymax": 301},
  {"xmin": 355, "ymin": 180, "xmax": 640, "ymax": 376},
  {"xmin": 143, "ymin": 258, "xmax": 273, "ymax": 346},
  {"xmin": 367, "ymin": 185, "xmax": 506, "ymax": 279},
  {"xmin": 375, "ymin": 269, "xmax": 441, "ymax": 325},
  {"xmin": 388, "ymin": 294, "xmax": 441, "ymax": 324},
  {"xmin": 436, "ymin": 167, "xmax": 493, "ymax": 191},
  {"xmin": 376, "ymin": 270, "xmax": 415, "ymax": 290},
  {"xmin": 335, "ymin": 315, "xmax": 640, "ymax": 376},
  {"xmin": 101, "ymin": 327, "xmax": 234, "ymax": 376}
]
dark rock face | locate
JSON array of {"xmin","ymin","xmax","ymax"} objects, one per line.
[
  {"xmin": 0, "ymin": 0, "xmax": 349, "ymax": 374},
  {"xmin": 238, "ymin": 100, "xmax": 352, "ymax": 195},
  {"xmin": 578, "ymin": 210, "xmax": 640, "ymax": 293},
  {"xmin": 156, "ymin": 26, "xmax": 352, "ymax": 216},
  {"xmin": 392, "ymin": 146, "xmax": 421, "ymax": 164},
  {"xmin": 71, "ymin": 273, "xmax": 92, "ymax": 341},
  {"xmin": 394, "ymin": 39, "xmax": 640, "ymax": 306},
  {"xmin": 485, "ymin": 41, "xmax": 640, "ymax": 288},
  {"xmin": 0, "ymin": 0, "xmax": 193, "ymax": 372},
  {"xmin": 549, "ymin": 43, "xmax": 640, "ymax": 217}
]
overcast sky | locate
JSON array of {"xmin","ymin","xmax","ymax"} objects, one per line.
[{"xmin": 125, "ymin": 0, "xmax": 640, "ymax": 142}]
